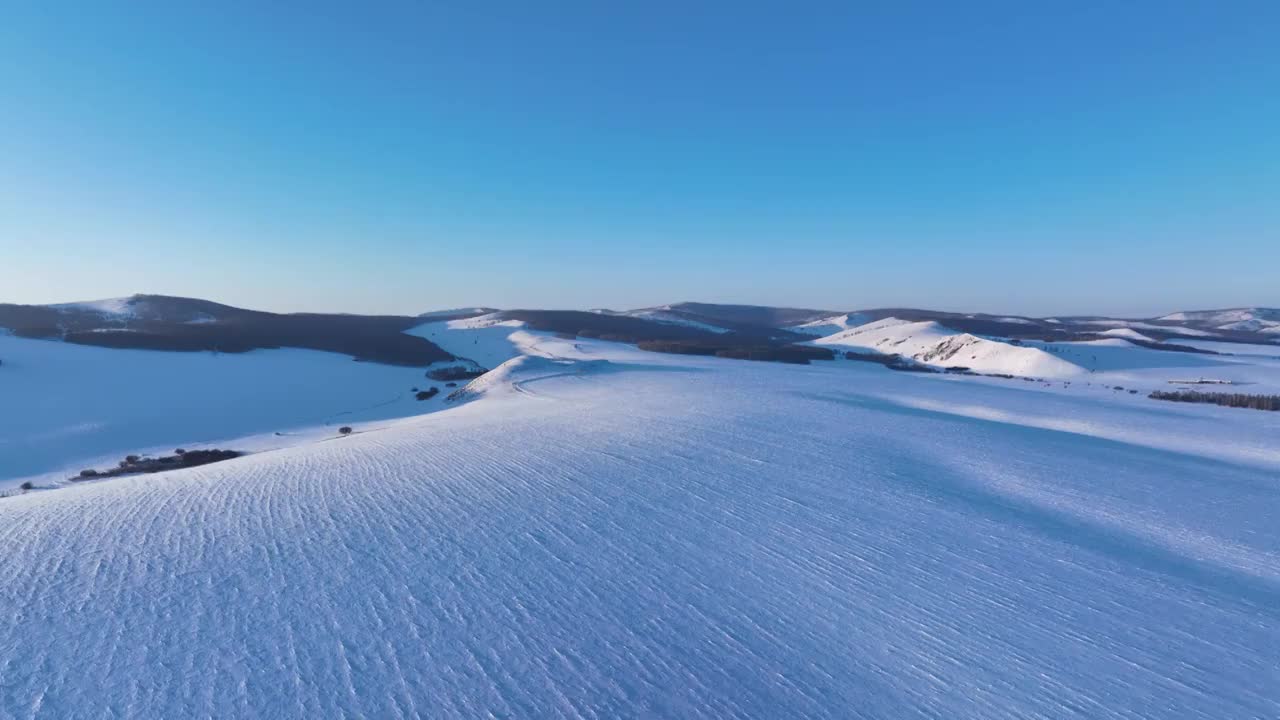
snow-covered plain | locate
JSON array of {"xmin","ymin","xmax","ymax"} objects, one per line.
[
  {"xmin": 0, "ymin": 333, "xmax": 441, "ymax": 488},
  {"xmin": 1, "ymin": 328, "xmax": 1279, "ymax": 718}
]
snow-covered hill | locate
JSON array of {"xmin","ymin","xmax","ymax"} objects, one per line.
[
  {"xmin": 1099, "ymin": 327, "xmax": 1158, "ymax": 342},
  {"xmin": 1156, "ymin": 308, "xmax": 1280, "ymax": 334},
  {"xmin": 1, "ymin": 335, "xmax": 1277, "ymax": 718},
  {"xmin": 811, "ymin": 317, "xmax": 1085, "ymax": 377}
]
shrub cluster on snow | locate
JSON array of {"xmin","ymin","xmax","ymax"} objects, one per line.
[
  {"xmin": 426, "ymin": 366, "xmax": 487, "ymax": 381},
  {"xmin": 1148, "ymin": 390, "xmax": 1280, "ymax": 411},
  {"xmin": 637, "ymin": 340, "xmax": 835, "ymax": 364},
  {"xmin": 73, "ymin": 449, "xmax": 244, "ymax": 481}
]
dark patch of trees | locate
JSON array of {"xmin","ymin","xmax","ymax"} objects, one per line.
[
  {"xmin": 659, "ymin": 302, "xmax": 833, "ymax": 329},
  {"xmin": 841, "ymin": 351, "xmax": 934, "ymax": 372},
  {"xmin": 72, "ymin": 448, "xmax": 243, "ymax": 481},
  {"xmin": 1148, "ymin": 390, "xmax": 1280, "ymax": 411},
  {"xmin": 501, "ymin": 310, "xmax": 720, "ymax": 342},
  {"xmin": 426, "ymin": 366, "xmax": 487, "ymax": 381},
  {"xmin": 636, "ymin": 341, "xmax": 720, "ymax": 357},
  {"xmin": 577, "ymin": 330, "xmax": 643, "ymax": 343},
  {"xmin": 638, "ymin": 340, "xmax": 834, "ymax": 364},
  {"xmin": 501, "ymin": 309, "xmax": 807, "ymax": 344},
  {"xmin": 339, "ymin": 426, "xmax": 353, "ymax": 435},
  {"xmin": 416, "ymin": 387, "xmax": 439, "ymax": 401}
]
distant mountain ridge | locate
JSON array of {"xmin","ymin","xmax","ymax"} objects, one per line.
[
  {"xmin": 2, "ymin": 295, "xmax": 1275, "ymax": 367},
  {"xmin": 0, "ymin": 294, "xmax": 453, "ymax": 366}
]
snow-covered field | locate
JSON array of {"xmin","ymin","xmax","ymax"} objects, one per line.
[
  {"xmin": 0, "ymin": 334, "xmax": 445, "ymax": 489},
  {"xmin": 2, "ymin": 326, "xmax": 1279, "ymax": 718}
]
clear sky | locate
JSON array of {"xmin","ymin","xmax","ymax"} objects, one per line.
[{"xmin": 1, "ymin": 1, "xmax": 1277, "ymax": 317}]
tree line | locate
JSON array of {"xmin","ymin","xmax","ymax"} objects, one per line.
[{"xmin": 1148, "ymin": 390, "xmax": 1280, "ymax": 411}]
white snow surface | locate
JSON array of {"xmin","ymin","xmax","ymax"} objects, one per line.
[
  {"xmin": 1028, "ymin": 338, "xmax": 1280, "ymax": 394},
  {"xmin": 2, "ymin": 332, "xmax": 1280, "ymax": 717}
]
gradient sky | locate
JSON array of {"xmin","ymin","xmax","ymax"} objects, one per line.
[{"xmin": 2, "ymin": 1, "xmax": 1277, "ymax": 316}]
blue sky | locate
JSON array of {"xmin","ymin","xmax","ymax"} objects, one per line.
[{"xmin": 1, "ymin": 1, "xmax": 1276, "ymax": 316}]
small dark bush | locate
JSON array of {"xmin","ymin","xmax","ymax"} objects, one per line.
[
  {"xmin": 174, "ymin": 448, "xmax": 185, "ymax": 455},
  {"xmin": 339, "ymin": 426, "xmax": 353, "ymax": 435},
  {"xmin": 20, "ymin": 481, "xmax": 34, "ymax": 491},
  {"xmin": 446, "ymin": 382, "xmax": 457, "ymax": 387},
  {"xmin": 79, "ymin": 469, "xmax": 98, "ymax": 478},
  {"xmin": 125, "ymin": 454, "xmax": 140, "ymax": 464},
  {"xmin": 416, "ymin": 387, "xmax": 439, "ymax": 401}
]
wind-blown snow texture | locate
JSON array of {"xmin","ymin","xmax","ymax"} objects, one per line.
[{"xmin": 1, "ymin": 336, "xmax": 1278, "ymax": 718}]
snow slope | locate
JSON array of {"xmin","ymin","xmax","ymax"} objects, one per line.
[
  {"xmin": 607, "ymin": 306, "xmax": 734, "ymax": 334},
  {"xmin": 2, "ymin": 337, "xmax": 1278, "ymax": 718},
  {"xmin": 812, "ymin": 317, "xmax": 1084, "ymax": 377},
  {"xmin": 787, "ymin": 313, "xmax": 871, "ymax": 336},
  {"xmin": 406, "ymin": 312, "xmax": 528, "ymax": 370},
  {"xmin": 49, "ymin": 297, "xmax": 138, "ymax": 319}
]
